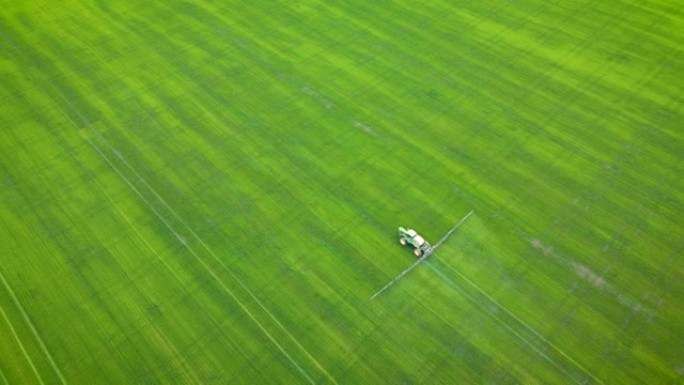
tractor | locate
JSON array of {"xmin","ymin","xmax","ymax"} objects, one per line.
[{"xmin": 398, "ymin": 227, "xmax": 432, "ymax": 257}]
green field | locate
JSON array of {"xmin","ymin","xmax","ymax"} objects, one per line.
[{"xmin": 1, "ymin": 1, "xmax": 683, "ymax": 384}]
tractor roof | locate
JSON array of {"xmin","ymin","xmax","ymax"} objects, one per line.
[{"xmin": 406, "ymin": 229, "xmax": 417, "ymax": 237}]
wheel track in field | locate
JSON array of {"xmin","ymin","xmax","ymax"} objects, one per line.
[
  {"xmin": 0, "ymin": 366, "xmax": 8, "ymax": 385},
  {"xmin": 70, "ymin": 6, "xmax": 342, "ymax": 378},
  {"xmin": 431, "ymin": 259, "xmax": 604, "ymax": 385},
  {"xmin": 374, "ymin": 265, "xmax": 521, "ymax": 384},
  {"xmin": 2, "ymin": 26, "xmax": 333, "ymax": 384},
  {"xmin": 0, "ymin": 286, "xmax": 45, "ymax": 385},
  {"xmin": 94, "ymin": 167, "xmax": 305, "ymax": 382},
  {"xmin": 370, "ymin": 252, "xmax": 582, "ymax": 383},
  {"xmin": 83, "ymin": 131, "xmax": 319, "ymax": 385},
  {"xmin": 89, "ymin": 129, "xmax": 340, "ymax": 384},
  {"xmin": 0, "ymin": 270, "xmax": 67, "ymax": 385},
  {"xmin": 85, "ymin": 179, "xmax": 205, "ymax": 384},
  {"xmin": 0, "ymin": 31, "xmax": 204, "ymax": 384}
]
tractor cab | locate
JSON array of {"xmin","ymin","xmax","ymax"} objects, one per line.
[{"xmin": 412, "ymin": 234, "xmax": 426, "ymax": 246}]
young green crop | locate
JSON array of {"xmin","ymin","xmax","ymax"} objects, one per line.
[{"xmin": 0, "ymin": 0, "xmax": 681, "ymax": 384}]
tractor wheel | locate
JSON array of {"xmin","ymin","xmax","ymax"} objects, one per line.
[
  {"xmin": 399, "ymin": 238, "xmax": 407, "ymax": 246},
  {"xmin": 414, "ymin": 248, "xmax": 422, "ymax": 257}
]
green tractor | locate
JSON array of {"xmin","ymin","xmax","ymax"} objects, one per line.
[{"xmin": 398, "ymin": 227, "xmax": 432, "ymax": 257}]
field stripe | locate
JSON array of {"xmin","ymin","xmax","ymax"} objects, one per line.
[
  {"xmin": 0, "ymin": 270, "xmax": 67, "ymax": 385},
  {"xmin": 90, "ymin": 179, "xmax": 204, "ymax": 384},
  {"xmin": 0, "ymin": 366, "xmax": 8, "ymax": 385},
  {"xmin": 431, "ymin": 260, "xmax": 604, "ymax": 385},
  {"xmin": 428, "ymin": 266, "xmax": 585, "ymax": 383},
  {"xmin": 2, "ymin": 30, "xmax": 312, "ymax": 383},
  {"xmin": 91, "ymin": 130, "xmax": 340, "ymax": 385},
  {"xmin": 394, "ymin": 271, "xmax": 521, "ymax": 383},
  {"xmin": 82, "ymin": 132, "xmax": 316, "ymax": 385},
  {"xmin": 0, "ymin": 295, "xmax": 45, "ymax": 385}
]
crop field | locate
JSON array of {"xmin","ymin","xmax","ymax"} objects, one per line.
[{"xmin": 1, "ymin": 0, "xmax": 683, "ymax": 384}]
